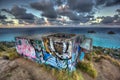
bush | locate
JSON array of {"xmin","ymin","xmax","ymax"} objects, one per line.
[
  {"xmin": 39, "ymin": 64, "xmax": 84, "ymax": 80},
  {"xmin": 0, "ymin": 48, "xmax": 19, "ymax": 60},
  {"xmin": 52, "ymin": 70, "xmax": 84, "ymax": 80},
  {"xmin": 6, "ymin": 48, "xmax": 19, "ymax": 60},
  {"xmin": 77, "ymin": 61, "xmax": 98, "ymax": 78}
]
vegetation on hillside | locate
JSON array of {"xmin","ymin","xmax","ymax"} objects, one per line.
[
  {"xmin": 0, "ymin": 41, "xmax": 120, "ymax": 80},
  {"xmin": 37, "ymin": 64, "xmax": 84, "ymax": 80},
  {"xmin": 77, "ymin": 61, "xmax": 98, "ymax": 78},
  {"xmin": 0, "ymin": 41, "xmax": 19, "ymax": 60}
]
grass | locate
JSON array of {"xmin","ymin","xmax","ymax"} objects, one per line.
[
  {"xmin": 100, "ymin": 55, "xmax": 120, "ymax": 70},
  {"xmin": 0, "ymin": 41, "xmax": 15, "ymax": 51},
  {"xmin": 37, "ymin": 64, "xmax": 84, "ymax": 80},
  {"xmin": 0, "ymin": 48, "xmax": 19, "ymax": 60},
  {"xmin": 0, "ymin": 42, "xmax": 19, "ymax": 60},
  {"xmin": 77, "ymin": 61, "xmax": 98, "ymax": 78},
  {"xmin": 1, "ymin": 41, "xmax": 119, "ymax": 80},
  {"xmin": 50, "ymin": 69, "xmax": 84, "ymax": 80},
  {"xmin": 92, "ymin": 50, "xmax": 120, "ymax": 70}
]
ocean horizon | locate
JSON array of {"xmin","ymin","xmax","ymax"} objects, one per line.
[{"xmin": 0, "ymin": 27, "xmax": 120, "ymax": 49}]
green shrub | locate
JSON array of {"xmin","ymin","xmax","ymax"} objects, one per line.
[
  {"xmin": 52, "ymin": 70, "xmax": 84, "ymax": 80},
  {"xmin": 39, "ymin": 64, "xmax": 84, "ymax": 80},
  {"xmin": 0, "ymin": 48, "xmax": 19, "ymax": 60},
  {"xmin": 77, "ymin": 61, "xmax": 98, "ymax": 78},
  {"xmin": 6, "ymin": 48, "xmax": 19, "ymax": 60},
  {"xmin": 85, "ymin": 53, "xmax": 92, "ymax": 61}
]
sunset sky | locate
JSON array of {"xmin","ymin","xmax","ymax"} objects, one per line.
[{"xmin": 0, "ymin": 0, "xmax": 120, "ymax": 27}]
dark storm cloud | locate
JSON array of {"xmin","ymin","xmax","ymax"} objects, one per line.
[
  {"xmin": 68, "ymin": 0, "xmax": 94, "ymax": 12},
  {"xmin": 55, "ymin": 0, "xmax": 63, "ymax": 6},
  {"xmin": 0, "ymin": 19, "xmax": 14, "ymax": 25},
  {"xmin": 56, "ymin": 0, "xmax": 95, "ymax": 22},
  {"xmin": 30, "ymin": 0, "xmax": 95, "ymax": 20},
  {"xmin": 101, "ymin": 14, "xmax": 120, "ymax": 24},
  {"xmin": 1, "ymin": 5, "xmax": 35, "ymax": 23},
  {"xmin": 6, "ymin": 21, "xmax": 14, "ymax": 24},
  {"xmin": 113, "ymin": 13, "xmax": 120, "ymax": 23},
  {"xmin": 65, "ymin": 13, "xmax": 79, "ymax": 20},
  {"xmin": 0, "ymin": 0, "xmax": 120, "ymax": 25},
  {"xmin": 101, "ymin": 8, "xmax": 120, "ymax": 24},
  {"xmin": 57, "ymin": 6, "xmax": 79, "ymax": 20},
  {"xmin": 29, "ymin": 0, "xmax": 120, "ymax": 23},
  {"xmin": 0, "ymin": 15, "xmax": 7, "ymax": 19},
  {"xmin": 1, "ymin": 9, "xmax": 12, "ymax": 14},
  {"xmin": 57, "ymin": 5, "xmax": 94, "ymax": 22},
  {"xmin": 30, "ymin": 0, "xmax": 57, "ymax": 18},
  {"xmin": 96, "ymin": 0, "xmax": 120, "ymax": 7},
  {"xmin": 11, "ymin": 5, "xmax": 34, "ymax": 20},
  {"xmin": 101, "ymin": 16, "xmax": 114, "ymax": 24},
  {"xmin": 11, "ymin": 5, "xmax": 35, "ymax": 23},
  {"xmin": 95, "ymin": 0, "xmax": 106, "ymax": 5},
  {"xmin": 116, "ymin": 9, "xmax": 120, "ymax": 15}
]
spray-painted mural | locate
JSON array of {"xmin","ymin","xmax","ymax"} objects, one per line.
[
  {"xmin": 16, "ymin": 38, "xmax": 36, "ymax": 58},
  {"xmin": 15, "ymin": 33, "xmax": 92, "ymax": 71}
]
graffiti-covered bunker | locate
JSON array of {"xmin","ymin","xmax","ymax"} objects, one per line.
[{"xmin": 15, "ymin": 33, "xmax": 92, "ymax": 70}]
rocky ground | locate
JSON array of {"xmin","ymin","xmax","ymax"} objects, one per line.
[
  {"xmin": 94, "ymin": 59, "xmax": 120, "ymax": 80},
  {"xmin": 82, "ymin": 58, "xmax": 120, "ymax": 80},
  {"xmin": 0, "ymin": 56, "xmax": 120, "ymax": 80},
  {"xmin": 0, "ymin": 42, "xmax": 120, "ymax": 80},
  {"xmin": 0, "ymin": 57, "xmax": 54, "ymax": 80}
]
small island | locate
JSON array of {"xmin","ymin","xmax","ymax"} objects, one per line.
[
  {"xmin": 87, "ymin": 30, "xmax": 96, "ymax": 33},
  {"xmin": 107, "ymin": 31, "xmax": 116, "ymax": 34}
]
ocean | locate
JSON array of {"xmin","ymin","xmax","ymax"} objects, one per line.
[{"xmin": 0, "ymin": 27, "xmax": 120, "ymax": 49}]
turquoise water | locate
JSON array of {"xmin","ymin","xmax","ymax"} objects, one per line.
[{"xmin": 0, "ymin": 27, "xmax": 120, "ymax": 49}]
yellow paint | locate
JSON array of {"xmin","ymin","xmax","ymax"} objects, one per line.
[{"xmin": 43, "ymin": 38, "xmax": 51, "ymax": 53}]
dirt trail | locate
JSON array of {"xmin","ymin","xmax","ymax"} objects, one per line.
[
  {"xmin": 1, "ymin": 57, "xmax": 120, "ymax": 80},
  {"xmin": 94, "ymin": 59, "xmax": 120, "ymax": 80},
  {"xmin": 83, "ymin": 58, "xmax": 120, "ymax": 80},
  {"xmin": 15, "ymin": 58, "xmax": 55, "ymax": 80}
]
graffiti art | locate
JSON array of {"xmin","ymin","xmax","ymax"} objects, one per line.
[{"xmin": 15, "ymin": 33, "xmax": 92, "ymax": 71}]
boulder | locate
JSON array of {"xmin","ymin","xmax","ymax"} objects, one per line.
[{"xmin": 107, "ymin": 31, "xmax": 115, "ymax": 34}]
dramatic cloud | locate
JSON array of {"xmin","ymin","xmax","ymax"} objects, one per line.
[
  {"xmin": 55, "ymin": 0, "xmax": 64, "ymax": 6},
  {"xmin": 29, "ymin": 0, "xmax": 120, "ymax": 24},
  {"xmin": 11, "ymin": 5, "xmax": 34, "ymax": 20},
  {"xmin": 1, "ymin": 9, "xmax": 12, "ymax": 14},
  {"xmin": 68, "ymin": 0, "xmax": 94, "ymax": 12},
  {"xmin": 0, "ymin": 15, "xmax": 7, "ymax": 19},
  {"xmin": 1, "ymin": 5, "xmax": 36, "ymax": 24},
  {"xmin": 30, "ymin": 0, "xmax": 57, "ymax": 18},
  {"xmin": 0, "ymin": 19, "xmax": 14, "ymax": 25},
  {"xmin": 57, "ymin": 6, "xmax": 79, "ymax": 20},
  {"xmin": 116, "ymin": 9, "xmax": 120, "ymax": 15},
  {"xmin": 96, "ymin": 0, "xmax": 120, "ymax": 7},
  {"xmin": 0, "ymin": 13, "xmax": 7, "ymax": 25},
  {"xmin": 101, "ymin": 16, "xmax": 114, "ymax": 24},
  {"xmin": 0, "ymin": 0, "xmax": 120, "ymax": 25},
  {"xmin": 101, "ymin": 14, "xmax": 120, "ymax": 24},
  {"xmin": 3, "ymin": 5, "xmax": 35, "ymax": 24}
]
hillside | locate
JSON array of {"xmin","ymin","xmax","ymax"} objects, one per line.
[{"xmin": 0, "ymin": 42, "xmax": 120, "ymax": 80}]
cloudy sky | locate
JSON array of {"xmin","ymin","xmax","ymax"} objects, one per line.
[{"xmin": 0, "ymin": 0, "xmax": 120, "ymax": 27}]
